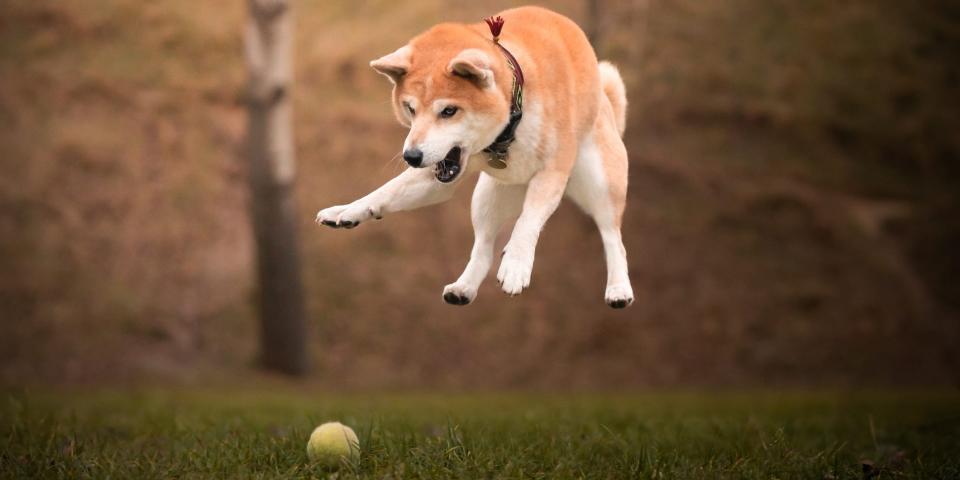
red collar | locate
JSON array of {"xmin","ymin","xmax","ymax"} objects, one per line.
[{"xmin": 482, "ymin": 16, "xmax": 524, "ymax": 168}]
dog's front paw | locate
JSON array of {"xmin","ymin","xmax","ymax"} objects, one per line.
[
  {"xmin": 497, "ymin": 248, "xmax": 533, "ymax": 296},
  {"xmin": 605, "ymin": 283, "xmax": 634, "ymax": 309},
  {"xmin": 316, "ymin": 203, "xmax": 379, "ymax": 229},
  {"xmin": 316, "ymin": 205, "xmax": 349, "ymax": 228},
  {"xmin": 442, "ymin": 282, "xmax": 476, "ymax": 306}
]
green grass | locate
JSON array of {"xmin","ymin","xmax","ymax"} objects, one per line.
[{"xmin": 2, "ymin": 390, "xmax": 958, "ymax": 479}]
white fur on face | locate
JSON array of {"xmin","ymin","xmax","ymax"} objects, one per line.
[{"xmin": 402, "ymin": 100, "xmax": 504, "ymax": 167}]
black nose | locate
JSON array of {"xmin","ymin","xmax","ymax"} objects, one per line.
[{"xmin": 403, "ymin": 148, "xmax": 423, "ymax": 167}]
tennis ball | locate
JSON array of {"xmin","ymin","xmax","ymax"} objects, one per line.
[{"xmin": 306, "ymin": 421, "xmax": 359, "ymax": 467}]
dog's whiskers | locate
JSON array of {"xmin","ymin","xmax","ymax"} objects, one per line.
[{"xmin": 379, "ymin": 151, "xmax": 404, "ymax": 175}]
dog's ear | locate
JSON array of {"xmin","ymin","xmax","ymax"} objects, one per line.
[
  {"xmin": 370, "ymin": 46, "xmax": 411, "ymax": 84},
  {"xmin": 448, "ymin": 49, "xmax": 494, "ymax": 88}
]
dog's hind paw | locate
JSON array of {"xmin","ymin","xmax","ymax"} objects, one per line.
[
  {"xmin": 604, "ymin": 284, "xmax": 634, "ymax": 309},
  {"xmin": 442, "ymin": 283, "xmax": 475, "ymax": 306}
]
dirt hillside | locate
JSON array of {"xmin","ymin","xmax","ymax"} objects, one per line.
[{"xmin": 1, "ymin": 0, "xmax": 957, "ymax": 387}]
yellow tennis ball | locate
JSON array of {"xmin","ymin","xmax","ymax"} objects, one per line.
[{"xmin": 306, "ymin": 421, "xmax": 360, "ymax": 467}]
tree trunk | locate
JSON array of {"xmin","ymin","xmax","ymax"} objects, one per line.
[
  {"xmin": 244, "ymin": 0, "xmax": 308, "ymax": 375},
  {"xmin": 586, "ymin": 0, "xmax": 601, "ymax": 47}
]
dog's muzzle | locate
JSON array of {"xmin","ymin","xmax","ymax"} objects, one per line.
[{"xmin": 435, "ymin": 146, "xmax": 462, "ymax": 183}]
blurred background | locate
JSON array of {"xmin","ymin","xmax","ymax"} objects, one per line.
[{"xmin": 1, "ymin": 0, "xmax": 957, "ymax": 390}]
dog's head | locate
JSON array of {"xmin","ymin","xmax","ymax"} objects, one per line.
[{"xmin": 370, "ymin": 24, "xmax": 511, "ymax": 183}]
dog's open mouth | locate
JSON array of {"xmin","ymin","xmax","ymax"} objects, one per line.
[{"xmin": 435, "ymin": 146, "xmax": 462, "ymax": 183}]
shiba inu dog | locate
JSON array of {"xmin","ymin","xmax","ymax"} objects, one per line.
[{"xmin": 316, "ymin": 6, "xmax": 634, "ymax": 308}]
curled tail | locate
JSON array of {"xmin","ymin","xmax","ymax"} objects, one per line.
[{"xmin": 598, "ymin": 61, "xmax": 627, "ymax": 137}]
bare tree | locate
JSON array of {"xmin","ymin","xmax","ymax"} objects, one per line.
[
  {"xmin": 244, "ymin": 0, "xmax": 308, "ymax": 375},
  {"xmin": 586, "ymin": 0, "xmax": 601, "ymax": 47}
]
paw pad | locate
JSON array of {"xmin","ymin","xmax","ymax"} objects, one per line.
[{"xmin": 443, "ymin": 291, "xmax": 471, "ymax": 305}]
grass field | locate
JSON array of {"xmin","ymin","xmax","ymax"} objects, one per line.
[{"xmin": 2, "ymin": 390, "xmax": 958, "ymax": 479}]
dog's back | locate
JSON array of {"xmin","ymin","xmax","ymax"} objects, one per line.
[
  {"xmin": 496, "ymin": 7, "xmax": 602, "ymax": 150},
  {"xmin": 318, "ymin": 7, "xmax": 635, "ymax": 308}
]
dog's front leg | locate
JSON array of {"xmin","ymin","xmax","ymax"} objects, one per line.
[
  {"xmin": 443, "ymin": 174, "xmax": 525, "ymax": 305},
  {"xmin": 497, "ymin": 169, "xmax": 569, "ymax": 295},
  {"xmin": 316, "ymin": 167, "xmax": 456, "ymax": 229}
]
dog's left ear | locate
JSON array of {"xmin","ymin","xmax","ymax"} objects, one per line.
[
  {"xmin": 448, "ymin": 49, "xmax": 494, "ymax": 88},
  {"xmin": 370, "ymin": 46, "xmax": 411, "ymax": 84}
]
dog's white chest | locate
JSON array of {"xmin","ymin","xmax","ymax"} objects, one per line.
[
  {"xmin": 476, "ymin": 149, "xmax": 541, "ymax": 184},
  {"xmin": 474, "ymin": 101, "xmax": 546, "ymax": 185}
]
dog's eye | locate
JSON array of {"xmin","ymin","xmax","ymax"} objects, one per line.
[
  {"xmin": 404, "ymin": 102, "xmax": 415, "ymax": 116},
  {"xmin": 439, "ymin": 106, "xmax": 459, "ymax": 118}
]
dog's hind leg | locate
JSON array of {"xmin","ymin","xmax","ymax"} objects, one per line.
[
  {"xmin": 565, "ymin": 129, "xmax": 634, "ymax": 308},
  {"xmin": 443, "ymin": 173, "xmax": 525, "ymax": 305}
]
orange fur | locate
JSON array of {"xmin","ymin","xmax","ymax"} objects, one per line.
[{"xmin": 322, "ymin": 6, "xmax": 634, "ymax": 307}]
